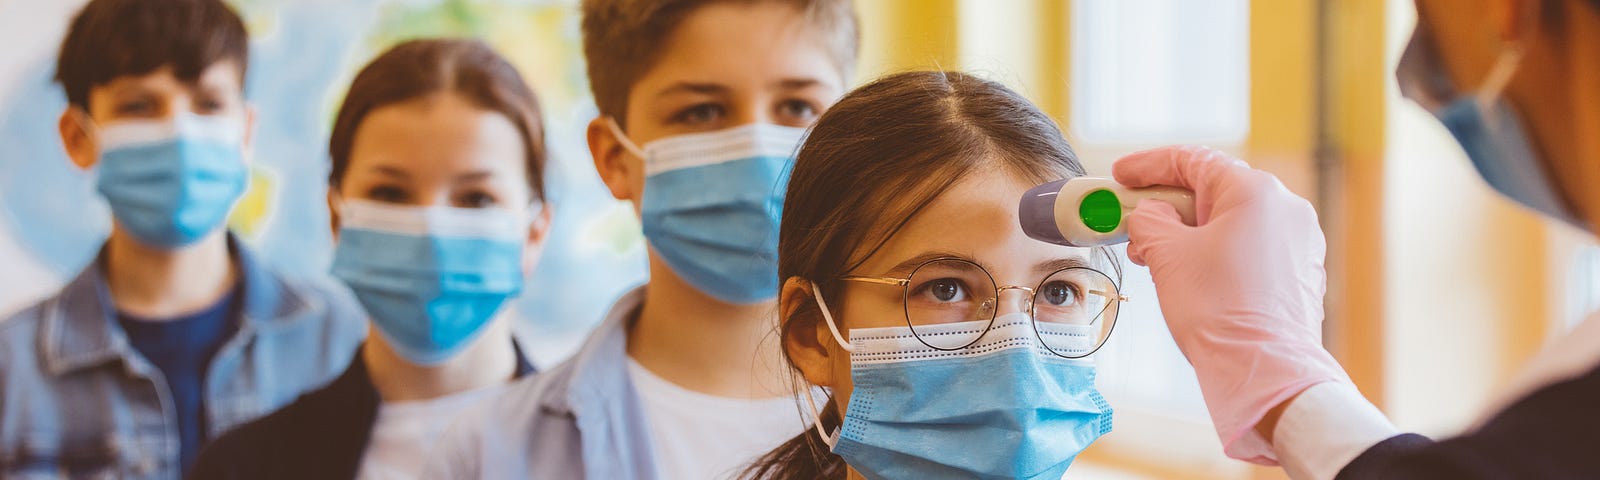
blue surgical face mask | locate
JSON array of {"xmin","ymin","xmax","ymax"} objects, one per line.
[
  {"xmin": 608, "ymin": 119, "xmax": 805, "ymax": 304},
  {"xmin": 1432, "ymin": 88, "xmax": 1586, "ymax": 227},
  {"xmin": 1401, "ymin": 26, "xmax": 1586, "ymax": 228},
  {"xmin": 93, "ymin": 113, "xmax": 249, "ymax": 249},
  {"xmin": 331, "ymin": 199, "xmax": 531, "ymax": 365},
  {"xmin": 806, "ymin": 288, "xmax": 1114, "ymax": 480}
]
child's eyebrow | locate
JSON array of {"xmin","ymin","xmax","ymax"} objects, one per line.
[
  {"xmin": 107, "ymin": 83, "xmax": 154, "ymax": 98},
  {"xmin": 653, "ymin": 82, "xmax": 727, "ymax": 98},
  {"xmin": 1035, "ymin": 257, "xmax": 1091, "ymax": 275},
  {"xmin": 191, "ymin": 83, "xmax": 234, "ymax": 99},
  {"xmin": 196, "ymin": 79, "xmax": 233, "ymax": 92},
  {"xmin": 371, "ymin": 165, "xmax": 412, "ymax": 179},
  {"xmin": 774, "ymin": 78, "xmax": 827, "ymax": 90},
  {"xmin": 879, "ymin": 250, "xmax": 973, "ymax": 277},
  {"xmin": 452, "ymin": 171, "xmax": 495, "ymax": 183}
]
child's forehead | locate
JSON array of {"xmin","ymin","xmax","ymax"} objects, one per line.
[
  {"xmin": 93, "ymin": 60, "xmax": 244, "ymax": 95},
  {"xmin": 898, "ymin": 170, "xmax": 1031, "ymax": 243},
  {"xmin": 630, "ymin": 2, "xmax": 847, "ymax": 96},
  {"xmin": 853, "ymin": 169, "xmax": 1088, "ymax": 276},
  {"xmin": 352, "ymin": 94, "xmax": 525, "ymax": 158}
]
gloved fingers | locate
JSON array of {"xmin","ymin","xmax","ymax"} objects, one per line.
[
  {"xmin": 1112, "ymin": 145, "xmax": 1251, "ymax": 194},
  {"xmin": 1125, "ymin": 199, "xmax": 1188, "ymax": 267}
]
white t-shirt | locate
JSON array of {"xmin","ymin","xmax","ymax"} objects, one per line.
[
  {"xmin": 627, "ymin": 358, "xmax": 816, "ymax": 480},
  {"xmin": 355, "ymin": 386, "xmax": 508, "ymax": 480}
]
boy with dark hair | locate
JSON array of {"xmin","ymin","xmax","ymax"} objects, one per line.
[
  {"xmin": 427, "ymin": 0, "xmax": 859, "ymax": 478},
  {"xmin": 0, "ymin": 0, "xmax": 364, "ymax": 477}
]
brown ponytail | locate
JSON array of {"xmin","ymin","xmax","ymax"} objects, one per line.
[
  {"xmin": 743, "ymin": 71, "xmax": 1103, "ymax": 478},
  {"xmin": 742, "ymin": 399, "xmax": 846, "ymax": 479}
]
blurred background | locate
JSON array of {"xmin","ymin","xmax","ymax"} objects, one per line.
[{"xmin": 0, "ymin": 0, "xmax": 1593, "ymax": 478}]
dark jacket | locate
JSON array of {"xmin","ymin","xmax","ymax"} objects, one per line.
[
  {"xmin": 186, "ymin": 342, "xmax": 535, "ymax": 480},
  {"xmin": 1337, "ymin": 362, "xmax": 1600, "ymax": 479}
]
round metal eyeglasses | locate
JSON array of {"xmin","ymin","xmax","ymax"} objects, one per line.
[{"xmin": 840, "ymin": 257, "xmax": 1126, "ymax": 358}]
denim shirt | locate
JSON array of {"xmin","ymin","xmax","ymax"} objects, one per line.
[
  {"xmin": 0, "ymin": 238, "xmax": 367, "ymax": 479},
  {"xmin": 424, "ymin": 286, "xmax": 660, "ymax": 480}
]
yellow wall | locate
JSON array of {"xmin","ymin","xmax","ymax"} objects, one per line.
[
  {"xmin": 855, "ymin": 0, "xmax": 962, "ymax": 81},
  {"xmin": 1318, "ymin": 0, "xmax": 1392, "ymax": 409}
]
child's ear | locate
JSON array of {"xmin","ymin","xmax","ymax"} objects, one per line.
[
  {"xmin": 520, "ymin": 202, "xmax": 554, "ymax": 276},
  {"xmin": 242, "ymin": 103, "xmax": 258, "ymax": 155},
  {"xmin": 58, "ymin": 108, "xmax": 97, "ymax": 170},
  {"xmin": 326, "ymin": 189, "xmax": 341, "ymax": 241},
  {"xmin": 781, "ymin": 277, "xmax": 839, "ymax": 388},
  {"xmin": 585, "ymin": 116, "xmax": 639, "ymax": 204}
]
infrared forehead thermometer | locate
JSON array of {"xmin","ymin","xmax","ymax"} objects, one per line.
[{"xmin": 1019, "ymin": 177, "xmax": 1197, "ymax": 247}]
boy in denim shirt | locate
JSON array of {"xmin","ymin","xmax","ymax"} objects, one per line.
[
  {"xmin": 0, "ymin": 1, "xmax": 364, "ymax": 477},
  {"xmin": 427, "ymin": 1, "xmax": 859, "ymax": 478}
]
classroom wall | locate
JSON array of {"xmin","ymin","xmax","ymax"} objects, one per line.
[{"xmin": 1, "ymin": 1, "xmax": 1590, "ymax": 478}]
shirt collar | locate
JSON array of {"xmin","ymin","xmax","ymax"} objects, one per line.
[
  {"xmin": 39, "ymin": 256, "xmax": 124, "ymax": 375},
  {"xmin": 231, "ymin": 235, "xmax": 315, "ymax": 326},
  {"xmin": 40, "ymin": 234, "xmax": 314, "ymax": 375},
  {"xmin": 321, "ymin": 338, "xmax": 540, "ymax": 416},
  {"xmin": 542, "ymin": 285, "xmax": 647, "ymax": 415},
  {"xmin": 511, "ymin": 340, "xmax": 537, "ymax": 377}
]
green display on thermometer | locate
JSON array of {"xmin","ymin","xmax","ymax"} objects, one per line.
[
  {"xmin": 1079, "ymin": 189, "xmax": 1122, "ymax": 233},
  {"xmin": 1021, "ymin": 177, "xmax": 1195, "ymax": 247}
]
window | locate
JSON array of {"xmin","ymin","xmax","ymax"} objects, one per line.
[{"xmin": 1070, "ymin": 0, "xmax": 1250, "ymax": 145}]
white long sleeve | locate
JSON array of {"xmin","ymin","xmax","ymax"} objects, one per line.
[{"xmin": 1272, "ymin": 382, "xmax": 1401, "ymax": 480}]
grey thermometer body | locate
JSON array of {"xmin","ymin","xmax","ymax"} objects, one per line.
[{"xmin": 1019, "ymin": 177, "xmax": 1197, "ymax": 247}]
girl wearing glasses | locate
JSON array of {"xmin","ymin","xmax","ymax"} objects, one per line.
[{"xmin": 741, "ymin": 70, "xmax": 1122, "ymax": 480}]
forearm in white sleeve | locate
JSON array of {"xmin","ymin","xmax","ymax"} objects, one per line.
[{"xmin": 1273, "ymin": 381, "xmax": 1401, "ymax": 480}]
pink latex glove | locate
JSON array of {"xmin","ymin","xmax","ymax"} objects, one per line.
[{"xmin": 1113, "ymin": 146, "xmax": 1352, "ymax": 465}]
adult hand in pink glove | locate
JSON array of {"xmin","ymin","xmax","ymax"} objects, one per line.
[{"xmin": 1113, "ymin": 145, "xmax": 1352, "ymax": 465}]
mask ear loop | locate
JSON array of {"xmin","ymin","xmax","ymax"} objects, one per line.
[
  {"xmin": 804, "ymin": 280, "xmax": 855, "ymax": 448},
  {"xmin": 1471, "ymin": 46, "xmax": 1525, "ymax": 138},
  {"xmin": 603, "ymin": 116, "xmax": 648, "ymax": 159},
  {"xmin": 69, "ymin": 109, "xmax": 99, "ymax": 138},
  {"xmin": 332, "ymin": 193, "xmax": 346, "ymax": 218},
  {"xmin": 811, "ymin": 284, "xmax": 856, "ymax": 353},
  {"xmin": 1475, "ymin": 43, "xmax": 1525, "ymax": 109},
  {"xmin": 523, "ymin": 198, "xmax": 546, "ymax": 225},
  {"xmin": 67, "ymin": 109, "xmax": 103, "ymax": 160},
  {"xmin": 802, "ymin": 380, "xmax": 841, "ymax": 449}
]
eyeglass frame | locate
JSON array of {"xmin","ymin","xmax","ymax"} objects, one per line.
[{"xmin": 838, "ymin": 256, "xmax": 1128, "ymax": 358}]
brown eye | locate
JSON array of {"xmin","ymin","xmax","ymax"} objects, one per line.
[
  {"xmin": 913, "ymin": 277, "xmax": 970, "ymax": 303},
  {"xmin": 117, "ymin": 100, "xmax": 155, "ymax": 116},
  {"xmin": 195, "ymin": 98, "xmax": 225, "ymax": 115},
  {"xmin": 456, "ymin": 191, "xmax": 498, "ymax": 208},
  {"xmin": 1039, "ymin": 281, "xmax": 1080, "ymax": 307},
  {"xmin": 776, "ymin": 99, "xmax": 819, "ymax": 125},
  {"xmin": 366, "ymin": 185, "xmax": 409, "ymax": 204},
  {"xmin": 672, "ymin": 103, "xmax": 725, "ymax": 127}
]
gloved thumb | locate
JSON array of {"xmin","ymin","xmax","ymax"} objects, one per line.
[{"xmin": 1125, "ymin": 199, "xmax": 1188, "ymax": 267}]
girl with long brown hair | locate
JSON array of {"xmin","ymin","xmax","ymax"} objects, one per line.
[
  {"xmin": 188, "ymin": 38, "xmax": 552, "ymax": 479},
  {"xmin": 744, "ymin": 70, "xmax": 1123, "ymax": 479}
]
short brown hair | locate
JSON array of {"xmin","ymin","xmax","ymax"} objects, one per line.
[
  {"xmin": 580, "ymin": 0, "xmax": 859, "ymax": 125},
  {"xmin": 328, "ymin": 39, "xmax": 547, "ymax": 201},
  {"xmin": 55, "ymin": 0, "xmax": 250, "ymax": 110}
]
